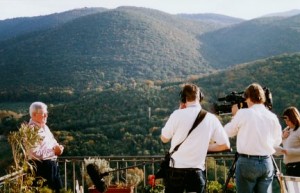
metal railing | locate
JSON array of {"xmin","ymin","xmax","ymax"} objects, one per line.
[{"xmin": 1, "ymin": 154, "xmax": 284, "ymax": 193}]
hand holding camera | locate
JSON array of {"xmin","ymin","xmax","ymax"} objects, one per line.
[{"xmin": 214, "ymin": 87, "xmax": 272, "ymax": 115}]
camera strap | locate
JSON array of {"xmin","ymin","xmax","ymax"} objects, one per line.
[{"xmin": 170, "ymin": 109, "xmax": 207, "ymax": 155}]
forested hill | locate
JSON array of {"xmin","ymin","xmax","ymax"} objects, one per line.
[
  {"xmin": 0, "ymin": 53, "xmax": 299, "ymax": 175},
  {"xmin": 0, "ymin": 7, "xmax": 300, "ymax": 103},
  {"xmin": 0, "ymin": 7, "xmax": 225, "ymax": 100},
  {"xmin": 0, "ymin": 7, "xmax": 107, "ymax": 41},
  {"xmin": 195, "ymin": 53, "xmax": 300, "ymax": 111},
  {"xmin": 8, "ymin": 53, "xmax": 297, "ymax": 156},
  {"xmin": 200, "ymin": 14, "xmax": 300, "ymax": 68}
]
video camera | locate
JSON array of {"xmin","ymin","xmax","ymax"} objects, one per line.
[{"xmin": 214, "ymin": 87, "xmax": 272, "ymax": 115}]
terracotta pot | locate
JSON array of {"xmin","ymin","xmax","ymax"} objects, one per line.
[{"xmin": 89, "ymin": 185, "xmax": 133, "ymax": 193}]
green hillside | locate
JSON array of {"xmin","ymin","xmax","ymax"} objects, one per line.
[
  {"xmin": 196, "ymin": 53, "xmax": 300, "ymax": 111},
  {"xmin": 200, "ymin": 14, "xmax": 300, "ymax": 68},
  {"xmin": 48, "ymin": 53, "xmax": 300, "ymax": 156},
  {"xmin": 1, "ymin": 8, "xmax": 300, "ymax": 104},
  {"xmin": 0, "ymin": 7, "xmax": 220, "ymax": 101},
  {"xmin": 0, "ymin": 53, "xmax": 299, "ymax": 176},
  {"xmin": 0, "ymin": 7, "xmax": 107, "ymax": 41}
]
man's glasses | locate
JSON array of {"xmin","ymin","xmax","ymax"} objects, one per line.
[{"xmin": 36, "ymin": 112, "xmax": 48, "ymax": 116}]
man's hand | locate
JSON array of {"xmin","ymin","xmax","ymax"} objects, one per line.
[
  {"xmin": 161, "ymin": 135, "xmax": 170, "ymax": 143},
  {"xmin": 53, "ymin": 144, "xmax": 64, "ymax": 156},
  {"xmin": 231, "ymin": 104, "xmax": 239, "ymax": 116}
]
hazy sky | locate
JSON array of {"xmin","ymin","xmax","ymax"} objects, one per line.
[{"xmin": 0, "ymin": 0, "xmax": 300, "ymax": 20}]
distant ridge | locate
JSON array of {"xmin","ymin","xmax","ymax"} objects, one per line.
[
  {"xmin": 200, "ymin": 14, "xmax": 300, "ymax": 68},
  {"xmin": 178, "ymin": 13, "xmax": 244, "ymax": 25},
  {"xmin": 0, "ymin": 7, "xmax": 107, "ymax": 41},
  {"xmin": 262, "ymin": 9, "xmax": 300, "ymax": 18}
]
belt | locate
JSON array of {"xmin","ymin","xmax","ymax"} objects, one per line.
[
  {"xmin": 44, "ymin": 158, "xmax": 57, "ymax": 162},
  {"xmin": 169, "ymin": 167, "xmax": 201, "ymax": 171},
  {"xmin": 239, "ymin": 153, "xmax": 270, "ymax": 159},
  {"xmin": 29, "ymin": 158, "xmax": 57, "ymax": 162}
]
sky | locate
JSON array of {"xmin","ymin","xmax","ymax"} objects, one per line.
[{"xmin": 0, "ymin": 0, "xmax": 300, "ymax": 20}]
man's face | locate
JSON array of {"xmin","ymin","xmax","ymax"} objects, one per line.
[{"xmin": 32, "ymin": 109, "xmax": 48, "ymax": 126}]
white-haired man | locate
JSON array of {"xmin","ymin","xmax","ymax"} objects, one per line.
[{"xmin": 28, "ymin": 101, "xmax": 64, "ymax": 193}]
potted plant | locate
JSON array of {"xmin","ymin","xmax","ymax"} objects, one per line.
[
  {"xmin": 84, "ymin": 158, "xmax": 144, "ymax": 193},
  {"xmin": 106, "ymin": 167, "xmax": 144, "ymax": 193},
  {"xmin": 84, "ymin": 158, "xmax": 114, "ymax": 193},
  {"xmin": 143, "ymin": 175, "xmax": 165, "ymax": 193}
]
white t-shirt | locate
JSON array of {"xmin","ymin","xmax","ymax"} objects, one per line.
[
  {"xmin": 225, "ymin": 104, "xmax": 282, "ymax": 156},
  {"xmin": 161, "ymin": 103, "xmax": 230, "ymax": 170}
]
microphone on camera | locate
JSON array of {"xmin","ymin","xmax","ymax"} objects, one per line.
[{"xmin": 86, "ymin": 164, "xmax": 109, "ymax": 192}]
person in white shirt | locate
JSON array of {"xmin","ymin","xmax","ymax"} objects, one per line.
[
  {"xmin": 161, "ymin": 84, "xmax": 230, "ymax": 193},
  {"xmin": 28, "ymin": 102, "xmax": 64, "ymax": 193},
  {"xmin": 224, "ymin": 83, "xmax": 282, "ymax": 193}
]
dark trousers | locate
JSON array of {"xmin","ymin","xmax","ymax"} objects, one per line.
[
  {"xmin": 34, "ymin": 159, "xmax": 63, "ymax": 193},
  {"xmin": 165, "ymin": 167, "xmax": 206, "ymax": 193},
  {"xmin": 286, "ymin": 162, "xmax": 300, "ymax": 177}
]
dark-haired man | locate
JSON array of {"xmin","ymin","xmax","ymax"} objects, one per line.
[
  {"xmin": 224, "ymin": 83, "xmax": 282, "ymax": 193},
  {"xmin": 161, "ymin": 83, "xmax": 230, "ymax": 193}
]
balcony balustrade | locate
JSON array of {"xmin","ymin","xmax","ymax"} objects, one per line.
[{"xmin": 0, "ymin": 154, "xmax": 284, "ymax": 193}]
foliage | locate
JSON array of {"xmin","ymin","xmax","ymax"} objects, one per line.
[
  {"xmin": 3, "ymin": 123, "xmax": 72, "ymax": 192},
  {"xmin": 8, "ymin": 123, "xmax": 41, "ymax": 173},
  {"xmin": 207, "ymin": 180, "xmax": 222, "ymax": 193},
  {"xmin": 206, "ymin": 157, "xmax": 230, "ymax": 183},
  {"xmin": 226, "ymin": 180, "xmax": 236, "ymax": 193},
  {"xmin": 143, "ymin": 183, "xmax": 165, "ymax": 193},
  {"xmin": 84, "ymin": 158, "xmax": 144, "ymax": 188},
  {"xmin": 84, "ymin": 158, "xmax": 114, "ymax": 187},
  {"xmin": 125, "ymin": 167, "xmax": 144, "ymax": 187},
  {"xmin": 207, "ymin": 180, "xmax": 236, "ymax": 193},
  {"xmin": 143, "ymin": 175, "xmax": 164, "ymax": 193}
]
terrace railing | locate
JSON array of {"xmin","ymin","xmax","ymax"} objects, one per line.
[{"xmin": 0, "ymin": 154, "xmax": 284, "ymax": 193}]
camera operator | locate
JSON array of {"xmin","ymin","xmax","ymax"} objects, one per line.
[
  {"xmin": 224, "ymin": 83, "xmax": 282, "ymax": 193},
  {"xmin": 161, "ymin": 83, "xmax": 230, "ymax": 193}
]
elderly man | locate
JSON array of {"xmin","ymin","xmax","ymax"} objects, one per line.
[{"xmin": 28, "ymin": 101, "xmax": 64, "ymax": 193}]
